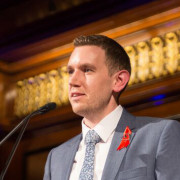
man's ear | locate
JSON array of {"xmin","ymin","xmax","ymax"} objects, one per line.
[{"xmin": 113, "ymin": 70, "xmax": 130, "ymax": 93}]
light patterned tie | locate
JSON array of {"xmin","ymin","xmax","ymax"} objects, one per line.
[{"xmin": 79, "ymin": 130, "xmax": 101, "ymax": 180}]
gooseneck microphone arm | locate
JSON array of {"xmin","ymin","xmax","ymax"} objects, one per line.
[
  {"xmin": 0, "ymin": 102, "xmax": 56, "ymax": 146},
  {"xmin": 0, "ymin": 102, "xmax": 56, "ymax": 180},
  {"xmin": 0, "ymin": 113, "xmax": 33, "ymax": 146}
]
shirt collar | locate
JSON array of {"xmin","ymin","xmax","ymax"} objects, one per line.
[{"xmin": 82, "ymin": 105, "xmax": 123, "ymax": 143}]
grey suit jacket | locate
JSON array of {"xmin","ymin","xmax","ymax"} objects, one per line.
[{"xmin": 43, "ymin": 109, "xmax": 180, "ymax": 180}]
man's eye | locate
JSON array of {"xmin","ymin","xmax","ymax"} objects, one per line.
[
  {"xmin": 67, "ymin": 69, "xmax": 74, "ymax": 74},
  {"xmin": 84, "ymin": 68, "xmax": 92, "ymax": 72}
]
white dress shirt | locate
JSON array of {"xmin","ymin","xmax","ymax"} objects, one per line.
[{"xmin": 69, "ymin": 105, "xmax": 123, "ymax": 180}]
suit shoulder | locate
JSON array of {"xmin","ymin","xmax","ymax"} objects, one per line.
[{"xmin": 135, "ymin": 115, "xmax": 180, "ymax": 129}]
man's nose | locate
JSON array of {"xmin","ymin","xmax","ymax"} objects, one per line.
[{"xmin": 69, "ymin": 70, "xmax": 81, "ymax": 87}]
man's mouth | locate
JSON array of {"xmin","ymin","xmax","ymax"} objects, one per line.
[{"xmin": 71, "ymin": 92, "xmax": 85, "ymax": 98}]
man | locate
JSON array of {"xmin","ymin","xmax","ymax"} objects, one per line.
[{"xmin": 43, "ymin": 35, "xmax": 180, "ymax": 180}]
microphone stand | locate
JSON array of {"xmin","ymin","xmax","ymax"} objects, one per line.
[
  {"xmin": 0, "ymin": 114, "xmax": 32, "ymax": 147},
  {"xmin": 0, "ymin": 111, "xmax": 41, "ymax": 180},
  {"xmin": 0, "ymin": 102, "xmax": 56, "ymax": 180}
]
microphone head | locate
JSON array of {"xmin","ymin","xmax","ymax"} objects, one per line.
[{"xmin": 39, "ymin": 102, "xmax": 56, "ymax": 114}]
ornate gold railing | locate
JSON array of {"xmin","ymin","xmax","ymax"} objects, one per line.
[
  {"xmin": 125, "ymin": 30, "xmax": 180, "ymax": 85},
  {"xmin": 14, "ymin": 66, "xmax": 69, "ymax": 117},
  {"xmin": 14, "ymin": 30, "xmax": 180, "ymax": 117}
]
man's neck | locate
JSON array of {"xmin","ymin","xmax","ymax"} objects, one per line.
[{"xmin": 83, "ymin": 104, "xmax": 119, "ymax": 129}]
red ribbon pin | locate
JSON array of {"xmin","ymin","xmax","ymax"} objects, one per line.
[{"xmin": 117, "ymin": 126, "xmax": 132, "ymax": 151}]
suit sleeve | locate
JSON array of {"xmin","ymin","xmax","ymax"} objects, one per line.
[
  {"xmin": 155, "ymin": 120, "xmax": 180, "ymax": 180},
  {"xmin": 43, "ymin": 150, "xmax": 53, "ymax": 180}
]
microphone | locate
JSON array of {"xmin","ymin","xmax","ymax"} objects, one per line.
[
  {"xmin": 0, "ymin": 102, "xmax": 56, "ymax": 146},
  {"xmin": 0, "ymin": 102, "xmax": 56, "ymax": 180},
  {"xmin": 37, "ymin": 102, "xmax": 57, "ymax": 114}
]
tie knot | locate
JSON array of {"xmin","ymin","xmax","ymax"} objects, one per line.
[{"xmin": 85, "ymin": 130, "xmax": 101, "ymax": 144}]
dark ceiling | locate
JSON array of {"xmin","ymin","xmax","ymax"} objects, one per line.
[{"xmin": 0, "ymin": 0, "xmax": 155, "ymax": 63}]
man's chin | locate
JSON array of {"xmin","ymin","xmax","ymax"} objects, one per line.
[{"xmin": 71, "ymin": 105, "xmax": 87, "ymax": 117}]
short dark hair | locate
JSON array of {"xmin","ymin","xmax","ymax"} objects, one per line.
[{"xmin": 74, "ymin": 35, "xmax": 131, "ymax": 76}]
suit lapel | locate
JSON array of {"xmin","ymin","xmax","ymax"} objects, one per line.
[
  {"xmin": 101, "ymin": 109, "xmax": 136, "ymax": 180},
  {"xmin": 63, "ymin": 134, "xmax": 82, "ymax": 180}
]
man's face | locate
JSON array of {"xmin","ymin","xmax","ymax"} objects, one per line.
[{"xmin": 67, "ymin": 45, "xmax": 116, "ymax": 118}]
